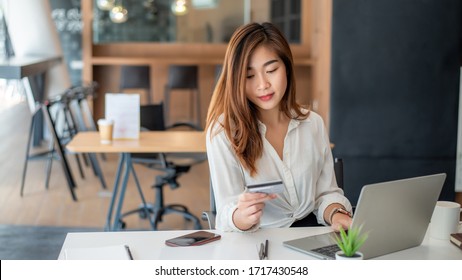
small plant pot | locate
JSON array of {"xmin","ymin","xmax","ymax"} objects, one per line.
[{"xmin": 335, "ymin": 251, "xmax": 364, "ymax": 260}]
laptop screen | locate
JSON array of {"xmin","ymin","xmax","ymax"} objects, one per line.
[{"xmin": 284, "ymin": 173, "xmax": 446, "ymax": 259}]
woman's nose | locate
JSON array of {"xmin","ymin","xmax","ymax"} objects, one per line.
[{"xmin": 257, "ymin": 76, "xmax": 270, "ymax": 91}]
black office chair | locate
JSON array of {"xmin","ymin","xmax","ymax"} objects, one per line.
[
  {"xmin": 119, "ymin": 65, "xmax": 152, "ymax": 104},
  {"xmin": 119, "ymin": 103, "xmax": 206, "ymax": 230},
  {"xmin": 164, "ymin": 65, "xmax": 201, "ymax": 130},
  {"xmin": 202, "ymin": 158, "xmax": 345, "ymax": 229}
]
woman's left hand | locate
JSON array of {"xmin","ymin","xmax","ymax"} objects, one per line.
[{"xmin": 330, "ymin": 213, "xmax": 352, "ymax": 232}]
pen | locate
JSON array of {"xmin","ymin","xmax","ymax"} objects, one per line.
[
  {"xmin": 125, "ymin": 245, "xmax": 134, "ymax": 260},
  {"xmin": 264, "ymin": 239, "xmax": 268, "ymax": 260}
]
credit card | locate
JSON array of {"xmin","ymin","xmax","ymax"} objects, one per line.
[{"xmin": 246, "ymin": 180, "xmax": 284, "ymax": 194}]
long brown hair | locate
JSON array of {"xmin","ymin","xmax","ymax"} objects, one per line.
[{"xmin": 206, "ymin": 22, "xmax": 309, "ymax": 176}]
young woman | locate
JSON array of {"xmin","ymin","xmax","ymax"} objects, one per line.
[{"xmin": 206, "ymin": 22, "xmax": 352, "ymax": 232}]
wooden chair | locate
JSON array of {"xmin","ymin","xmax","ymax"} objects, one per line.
[
  {"xmin": 164, "ymin": 65, "xmax": 201, "ymax": 130},
  {"xmin": 119, "ymin": 65, "xmax": 152, "ymax": 104}
]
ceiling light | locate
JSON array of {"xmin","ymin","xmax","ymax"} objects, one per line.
[
  {"xmin": 110, "ymin": 5, "xmax": 128, "ymax": 23},
  {"xmin": 97, "ymin": 0, "xmax": 115, "ymax": 11},
  {"xmin": 171, "ymin": 0, "xmax": 189, "ymax": 16}
]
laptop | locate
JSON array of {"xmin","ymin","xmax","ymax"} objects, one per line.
[{"xmin": 283, "ymin": 173, "xmax": 446, "ymax": 259}]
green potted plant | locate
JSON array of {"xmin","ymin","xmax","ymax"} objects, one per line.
[{"xmin": 334, "ymin": 225, "xmax": 368, "ymax": 260}]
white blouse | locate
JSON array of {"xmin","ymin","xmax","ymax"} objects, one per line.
[{"xmin": 206, "ymin": 110, "xmax": 352, "ymax": 232}]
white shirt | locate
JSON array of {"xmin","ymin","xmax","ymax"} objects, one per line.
[{"xmin": 206, "ymin": 111, "xmax": 352, "ymax": 232}]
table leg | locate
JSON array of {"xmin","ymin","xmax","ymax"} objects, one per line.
[
  {"xmin": 113, "ymin": 154, "xmax": 132, "ymax": 231},
  {"xmin": 105, "ymin": 153, "xmax": 125, "ymax": 231},
  {"xmin": 127, "ymin": 154, "xmax": 156, "ymax": 230},
  {"xmin": 111, "ymin": 154, "xmax": 157, "ymax": 231}
]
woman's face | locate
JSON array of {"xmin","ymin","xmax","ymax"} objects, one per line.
[{"xmin": 245, "ymin": 44, "xmax": 287, "ymax": 114}]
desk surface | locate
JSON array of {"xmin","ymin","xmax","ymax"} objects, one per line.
[
  {"xmin": 0, "ymin": 55, "xmax": 62, "ymax": 79},
  {"xmin": 58, "ymin": 227, "xmax": 462, "ymax": 260},
  {"xmin": 66, "ymin": 131, "xmax": 206, "ymax": 153}
]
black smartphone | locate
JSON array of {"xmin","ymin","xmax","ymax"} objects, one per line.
[{"xmin": 165, "ymin": 231, "xmax": 221, "ymax": 247}]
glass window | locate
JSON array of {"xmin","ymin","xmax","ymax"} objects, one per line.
[{"xmin": 92, "ymin": 0, "xmax": 301, "ymax": 44}]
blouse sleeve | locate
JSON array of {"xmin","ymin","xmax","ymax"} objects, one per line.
[
  {"xmin": 312, "ymin": 115, "xmax": 353, "ymax": 225},
  {"xmin": 206, "ymin": 124, "xmax": 259, "ymax": 232}
]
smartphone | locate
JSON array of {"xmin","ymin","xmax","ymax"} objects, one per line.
[
  {"xmin": 246, "ymin": 180, "xmax": 284, "ymax": 194},
  {"xmin": 165, "ymin": 231, "xmax": 221, "ymax": 247}
]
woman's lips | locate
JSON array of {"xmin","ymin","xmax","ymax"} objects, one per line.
[{"xmin": 259, "ymin": 93, "xmax": 274, "ymax": 101}]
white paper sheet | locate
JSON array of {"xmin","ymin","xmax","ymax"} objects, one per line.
[
  {"xmin": 105, "ymin": 93, "xmax": 140, "ymax": 139},
  {"xmin": 64, "ymin": 244, "xmax": 132, "ymax": 260}
]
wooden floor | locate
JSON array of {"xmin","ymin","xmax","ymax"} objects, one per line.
[{"xmin": 0, "ymin": 96, "xmax": 211, "ymax": 231}]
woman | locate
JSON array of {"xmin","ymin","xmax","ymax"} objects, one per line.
[{"xmin": 206, "ymin": 22, "xmax": 352, "ymax": 232}]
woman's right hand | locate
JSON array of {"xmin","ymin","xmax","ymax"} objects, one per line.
[{"xmin": 232, "ymin": 192, "xmax": 277, "ymax": 231}]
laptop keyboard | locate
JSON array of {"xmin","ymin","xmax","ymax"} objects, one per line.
[{"xmin": 311, "ymin": 244, "xmax": 340, "ymax": 259}]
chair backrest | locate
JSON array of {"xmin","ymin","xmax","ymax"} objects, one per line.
[
  {"xmin": 167, "ymin": 65, "xmax": 198, "ymax": 89},
  {"xmin": 120, "ymin": 65, "xmax": 151, "ymax": 90},
  {"xmin": 139, "ymin": 103, "xmax": 166, "ymax": 131},
  {"xmin": 334, "ymin": 158, "xmax": 343, "ymax": 189}
]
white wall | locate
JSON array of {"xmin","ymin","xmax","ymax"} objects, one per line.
[
  {"xmin": 1, "ymin": 0, "xmax": 71, "ymax": 98},
  {"xmin": 456, "ymin": 68, "xmax": 462, "ymax": 192}
]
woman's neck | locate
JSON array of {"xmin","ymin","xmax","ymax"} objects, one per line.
[
  {"xmin": 258, "ymin": 108, "xmax": 290, "ymax": 160},
  {"xmin": 258, "ymin": 108, "xmax": 289, "ymax": 128}
]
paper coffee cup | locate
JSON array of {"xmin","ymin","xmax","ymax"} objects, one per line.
[
  {"xmin": 97, "ymin": 119, "xmax": 114, "ymax": 144},
  {"xmin": 430, "ymin": 201, "xmax": 461, "ymax": 240}
]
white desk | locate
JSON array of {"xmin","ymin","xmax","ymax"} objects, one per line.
[{"xmin": 58, "ymin": 227, "xmax": 462, "ymax": 260}]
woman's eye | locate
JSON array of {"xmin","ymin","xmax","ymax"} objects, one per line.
[
  {"xmin": 267, "ymin": 68, "xmax": 278, "ymax": 74},
  {"xmin": 246, "ymin": 74, "xmax": 254, "ymax": 79}
]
